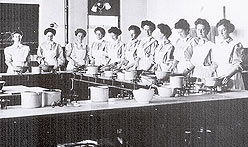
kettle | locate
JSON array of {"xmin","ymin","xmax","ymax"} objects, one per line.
[{"xmin": 88, "ymin": 86, "xmax": 109, "ymax": 102}]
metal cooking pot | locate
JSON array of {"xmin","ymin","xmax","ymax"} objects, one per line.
[
  {"xmin": 124, "ymin": 70, "xmax": 137, "ymax": 81},
  {"xmin": 157, "ymin": 86, "xmax": 172, "ymax": 97},
  {"xmin": 170, "ymin": 75, "xmax": 184, "ymax": 88},
  {"xmin": 89, "ymin": 86, "xmax": 109, "ymax": 102},
  {"xmin": 116, "ymin": 72, "xmax": 125, "ymax": 80},
  {"xmin": 86, "ymin": 66, "xmax": 98, "ymax": 75},
  {"xmin": 42, "ymin": 89, "xmax": 61, "ymax": 107},
  {"xmin": 31, "ymin": 66, "xmax": 41, "ymax": 74},
  {"xmin": 21, "ymin": 91, "xmax": 42, "ymax": 108}
]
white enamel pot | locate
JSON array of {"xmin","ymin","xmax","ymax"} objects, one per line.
[
  {"xmin": 170, "ymin": 76, "xmax": 184, "ymax": 88},
  {"xmin": 89, "ymin": 86, "xmax": 109, "ymax": 102},
  {"xmin": 124, "ymin": 70, "xmax": 137, "ymax": 81},
  {"xmin": 21, "ymin": 91, "xmax": 42, "ymax": 108},
  {"xmin": 42, "ymin": 89, "xmax": 61, "ymax": 107}
]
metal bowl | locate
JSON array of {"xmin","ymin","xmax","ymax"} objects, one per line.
[
  {"xmin": 40, "ymin": 65, "xmax": 54, "ymax": 72},
  {"xmin": 155, "ymin": 71, "xmax": 170, "ymax": 80}
]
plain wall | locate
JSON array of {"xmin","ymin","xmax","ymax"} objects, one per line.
[
  {"xmin": 120, "ymin": 0, "xmax": 147, "ymax": 43},
  {"xmin": 68, "ymin": 0, "xmax": 88, "ymax": 44}
]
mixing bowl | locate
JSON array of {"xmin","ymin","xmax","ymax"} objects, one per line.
[{"xmin": 133, "ymin": 88, "xmax": 154, "ymax": 103}]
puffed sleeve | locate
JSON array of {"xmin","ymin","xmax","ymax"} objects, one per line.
[
  {"xmin": 4, "ymin": 47, "xmax": 12, "ymax": 66},
  {"xmin": 56, "ymin": 44, "xmax": 65, "ymax": 66},
  {"xmin": 117, "ymin": 43, "xmax": 125, "ymax": 59},
  {"xmin": 163, "ymin": 45, "xmax": 175, "ymax": 64},
  {"xmin": 65, "ymin": 43, "xmax": 74, "ymax": 63},
  {"xmin": 148, "ymin": 40, "xmax": 158, "ymax": 63},
  {"xmin": 231, "ymin": 42, "xmax": 243, "ymax": 70},
  {"xmin": 185, "ymin": 38, "xmax": 198, "ymax": 61}
]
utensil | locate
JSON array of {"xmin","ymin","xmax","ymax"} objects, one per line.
[{"xmin": 88, "ymin": 86, "xmax": 109, "ymax": 102}]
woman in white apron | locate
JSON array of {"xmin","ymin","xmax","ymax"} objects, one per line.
[
  {"xmin": 136, "ymin": 20, "xmax": 158, "ymax": 71},
  {"xmin": 65, "ymin": 28, "xmax": 89, "ymax": 70},
  {"xmin": 190, "ymin": 18, "xmax": 215, "ymax": 79},
  {"xmin": 212, "ymin": 19, "xmax": 245, "ymax": 90},
  {"xmin": 154, "ymin": 23, "xmax": 174, "ymax": 71},
  {"xmin": 123, "ymin": 25, "xmax": 141, "ymax": 70},
  {"xmin": 106, "ymin": 27, "xmax": 125, "ymax": 69},
  {"xmin": 171, "ymin": 19, "xmax": 198, "ymax": 74},
  {"xmin": 89, "ymin": 27, "xmax": 108, "ymax": 66},
  {"xmin": 37, "ymin": 28, "xmax": 65, "ymax": 70},
  {"xmin": 4, "ymin": 29, "xmax": 30, "ymax": 73}
]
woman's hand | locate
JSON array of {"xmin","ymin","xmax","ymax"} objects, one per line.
[{"xmin": 218, "ymin": 75, "xmax": 231, "ymax": 85}]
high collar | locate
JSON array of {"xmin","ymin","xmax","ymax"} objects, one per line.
[
  {"xmin": 159, "ymin": 39, "xmax": 170, "ymax": 45},
  {"xmin": 218, "ymin": 37, "xmax": 233, "ymax": 44},
  {"xmin": 196, "ymin": 37, "xmax": 208, "ymax": 45},
  {"xmin": 13, "ymin": 43, "xmax": 23, "ymax": 48}
]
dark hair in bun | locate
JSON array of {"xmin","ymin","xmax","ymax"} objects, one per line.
[
  {"xmin": 141, "ymin": 20, "xmax": 156, "ymax": 32},
  {"xmin": 157, "ymin": 23, "xmax": 172, "ymax": 38},
  {"xmin": 128, "ymin": 25, "xmax": 141, "ymax": 37},
  {"xmin": 75, "ymin": 28, "xmax": 87, "ymax": 37},
  {"xmin": 216, "ymin": 19, "xmax": 235, "ymax": 33},
  {"xmin": 108, "ymin": 27, "xmax": 122, "ymax": 36},
  {"xmin": 194, "ymin": 18, "xmax": 211, "ymax": 35},
  {"xmin": 12, "ymin": 29, "xmax": 23, "ymax": 36},
  {"xmin": 44, "ymin": 28, "xmax": 56, "ymax": 35},
  {"xmin": 175, "ymin": 19, "xmax": 190, "ymax": 32},
  {"xmin": 94, "ymin": 27, "xmax": 106, "ymax": 37}
]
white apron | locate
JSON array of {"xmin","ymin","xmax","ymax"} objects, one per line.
[
  {"xmin": 5, "ymin": 45, "xmax": 30, "ymax": 73},
  {"xmin": 137, "ymin": 38, "xmax": 157, "ymax": 70},
  {"xmin": 213, "ymin": 40, "xmax": 245, "ymax": 90},
  {"xmin": 173, "ymin": 37, "xmax": 194, "ymax": 73},
  {"xmin": 191, "ymin": 41, "xmax": 214, "ymax": 78},
  {"xmin": 91, "ymin": 41, "xmax": 108, "ymax": 66},
  {"xmin": 66, "ymin": 43, "xmax": 88, "ymax": 70}
]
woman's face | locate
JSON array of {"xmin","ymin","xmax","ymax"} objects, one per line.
[
  {"xmin": 218, "ymin": 24, "xmax": 229, "ymax": 40},
  {"xmin": 46, "ymin": 32, "xmax": 54, "ymax": 41},
  {"xmin": 155, "ymin": 29, "xmax": 165, "ymax": 40},
  {"xmin": 95, "ymin": 30, "xmax": 104, "ymax": 40},
  {"xmin": 129, "ymin": 29, "xmax": 137, "ymax": 40},
  {"xmin": 76, "ymin": 32, "xmax": 85, "ymax": 43},
  {"xmin": 176, "ymin": 29, "xmax": 188, "ymax": 39},
  {"xmin": 143, "ymin": 25, "xmax": 152, "ymax": 37},
  {"xmin": 12, "ymin": 33, "xmax": 22, "ymax": 43},
  {"xmin": 196, "ymin": 24, "xmax": 207, "ymax": 39},
  {"xmin": 110, "ymin": 32, "xmax": 118, "ymax": 41}
]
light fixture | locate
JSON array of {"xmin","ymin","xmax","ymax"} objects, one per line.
[{"xmin": 91, "ymin": 0, "xmax": 111, "ymax": 14}]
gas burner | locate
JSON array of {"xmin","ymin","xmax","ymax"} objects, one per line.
[
  {"xmin": 199, "ymin": 86, "xmax": 217, "ymax": 94},
  {"xmin": 172, "ymin": 87, "xmax": 187, "ymax": 96}
]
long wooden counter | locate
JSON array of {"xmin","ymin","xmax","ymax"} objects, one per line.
[{"xmin": 1, "ymin": 91, "xmax": 248, "ymax": 146}]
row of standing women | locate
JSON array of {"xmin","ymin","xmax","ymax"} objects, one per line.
[{"xmin": 4, "ymin": 18, "xmax": 244, "ymax": 90}]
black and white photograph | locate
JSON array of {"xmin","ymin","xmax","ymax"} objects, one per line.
[{"xmin": 0, "ymin": 0, "xmax": 248, "ymax": 146}]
